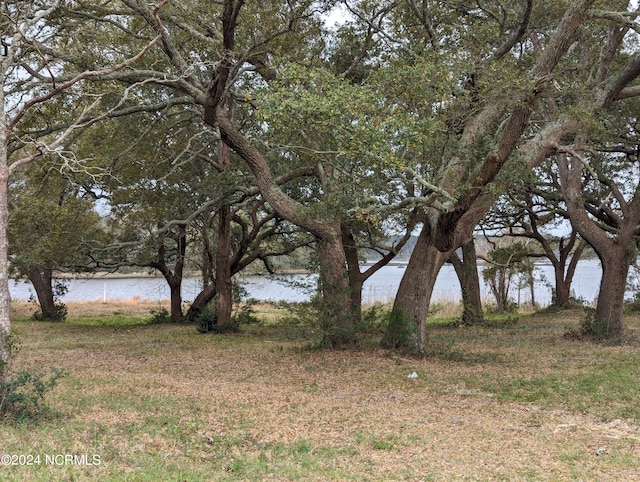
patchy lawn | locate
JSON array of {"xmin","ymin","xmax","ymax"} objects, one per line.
[{"xmin": 1, "ymin": 302, "xmax": 639, "ymax": 481}]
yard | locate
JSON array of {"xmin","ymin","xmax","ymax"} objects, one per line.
[{"xmin": 1, "ymin": 301, "xmax": 639, "ymax": 481}]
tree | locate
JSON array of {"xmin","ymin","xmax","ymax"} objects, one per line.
[
  {"xmin": 480, "ymin": 240, "xmax": 532, "ymax": 313},
  {"xmin": 8, "ymin": 164, "xmax": 106, "ymax": 320},
  {"xmin": 91, "ymin": 107, "xmax": 218, "ymax": 322},
  {"xmin": 0, "ymin": 0, "xmax": 162, "ymax": 371},
  {"xmin": 385, "ymin": 0, "xmax": 640, "ymax": 351},
  {"xmin": 71, "ymin": 0, "xmax": 361, "ymax": 344},
  {"xmin": 557, "ymin": 103, "xmax": 640, "ymax": 335},
  {"xmin": 481, "ymin": 160, "xmax": 588, "ymax": 307},
  {"xmin": 102, "ymin": 0, "xmax": 410, "ymax": 345}
]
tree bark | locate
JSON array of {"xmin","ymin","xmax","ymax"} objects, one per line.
[
  {"xmin": 450, "ymin": 239, "xmax": 484, "ymax": 325},
  {"xmin": 552, "ymin": 237, "xmax": 587, "ymax": 306},
  {"xmin": 595, "ymin": 247, "xmax": 631, "ymax": 335},
  {"xmin": 389, "ymin": 224, "xmax": 450, "ymax": 352},
  {"xmin": 153, "ymin": 227, "xmax": 187, "ymax": 322},
  {"xmin": 341, "ymin": 224, "xmax": 363, "ymax": 320},
  {"xmin": 214, "ymin": 137, "xmax": 234, "ymax": 329},
  {"xmin": 0, "ymin": 163, "xmax": 10, "ymax": 374},
  {"xmin": 187, "ymin": 283, "xmax": 216, "ymax": 321},
  {"xmin": 316, "ymin": 231, "xmax": 361, "ymax": 347},
  {"xmin": 215, "ymin": 204, "xmax": 233, "ymax": 328},
  {"xmin": 27, "ymin": 269, "xmax": 56, "ymax": 320},
  {"xmin": 168, "ymin": 279, "xmax": 183, "ymax": 322}
]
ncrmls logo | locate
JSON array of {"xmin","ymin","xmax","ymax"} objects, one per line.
[{"xmin": 45, "ymin": 454, "xmax": 101, "ymax": 466}]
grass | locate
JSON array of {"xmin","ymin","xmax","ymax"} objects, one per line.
[{"xmin": 1, "ymin": 300, "xmax": 639, "ymax": 480}]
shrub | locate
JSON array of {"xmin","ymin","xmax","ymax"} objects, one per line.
[
  {"xmin": 195, "ymin": 305, "xmax": 219, "ymax": 333},
  {"xmin": 148, "ymin": 307, "xmax": 170, "ymax": 324},
  {"xmin": 362, "ymin": 303, "xmax": 391, "ymax": 332},
  {"xmin": 194, "ymin": 305, "xmax": 242, "ymax": 334},
  {"xmin": 581, "ymin": 307, "xmax": 619, "ymax": 340},
  {"xmin": 0, "ymin": 333, "xmax": 66, "ymax": 423},
  {"xmin": 31, "ymin": 302, "xmax": 68, "ymax": 322},
  {"xmin": 565, "ymin": 307, "xmax": 611, "ymax": 341},
  {"xmin": 280, "ymin": 297, "xmax": 322, "ymax": 326}
]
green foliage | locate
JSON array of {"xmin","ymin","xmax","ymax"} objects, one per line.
[
  {"xmin": 9, "ymin": 166, "xmax": 107, "ymax": 278},
  {"xmin": 254, "ymin": 63, "xmax": 407, "ymax": 222},
  {"xmin": 31, "ymin": 302, "xmax": 68, "ymax": 323},
  {"xmin": 482, "ymin": 242, "xmax": 533, "ymax": 313},
  {"xmin": 233, "ymin": 302, "xmax": 260, "ymax": 326},
  {"xmin": 380, "ymin": 309, "xmax": 416, "ymax": 351},
  {"xmin": 565, "ymin": 307, "xmax": 613, "ymax": 341},
  {"xmin": 231, "ymin": 282, "xmax": 260, "ymax": 326},
  {"xmin": 194, "ymin": 305, "xmax": 220, "ymax": 334},
  {"xmin": 278, "ymin": 299, "xmax": 321, "ymax": 327},
  {"xmin": 0, "ymin": 334, "xmax": 67, "ymax": 423},
  {"xmin": 362, "ymin": 303, "xmax": 391, "ymax": 331},
  {"xmin": 148, "ymin": 307, "xmax": 171, "ymax": 324}
]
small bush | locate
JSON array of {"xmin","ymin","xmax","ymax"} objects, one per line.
[
  {"xmin": 195, "ymin": 305, "xmax": 219, "ymax": 333},
  {"xmin": 0, "ymin": 333, "xmax": 66, "ymax": 423},
  {"xmin": 280, "ymin": 298, "xmax": 322, "ymax": 326},
  {"xmin": 194, "ymin": 305, "xmax": 241, "ymax": 334},
  {"xmin": 362, "ymin": 303, "xmax": 391, "ymax": 331},
  {"xmin": 31, "ymin": 302, "xmax": 68, "ymax": 322},
  {"xmin": 148, "ymin": 307, "xmax": 170, "ymax": 324},
  {"xmin": 565, "ymin": 307, "xmax": 611, "ymax": 340}
]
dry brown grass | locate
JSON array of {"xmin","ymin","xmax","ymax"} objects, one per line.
[
  {"xmin": 1, "ymin": 302, "xmax": 639, "ymax": 481},
  {"xmin": 11, "ymin": 298, "xmax": 169, "ymax": 319}
]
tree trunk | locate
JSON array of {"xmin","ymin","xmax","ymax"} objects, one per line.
[
  {"xmin": 529, "ymin": 274, "xmax": 536, "ymax": 309},
  {"xmin": 450, "ymin": 239, "xmax": 484, "ymax": 325},
  {"xmin": 154, "ymin": 228, "xmax": 187, "ymax": 323},
  {"xmin": 553, "ymin": 237, "xmax": 587, "ymax": 306},
  {"xmin": 316, "ymin": 233, "xmax": 361, "ymax": 347},
  {"xmin": 168, "ymin": 279, "xmax": 183, "ymax": 322},
  {"xmin": 388, "ymin": 224, "xmax": 449, "ymax": 352},
  {"xmin": 187, "ymin": 283, "xmax": 216, "ymax": 321},
  {"xmin": 0, "ymin": 163, "xmax": 10, "ymax": 375},
  {"xmin": 341, "ymin": 224, "xmax": 363, "ymax": 319},
  {"xmin": 213, "ymin": 116, "xmax": 363, "ymax": 345},
  {"xmin": 215, "ymin": 204, "xmax": 233, "ymax": 329},
  {"xmin": 553, "ymin": 262, "xmax": 572, "ymax": 306},
  {"xmin": 27, "ymin": 269, "xmax": 56, "ymax": 320},
  {"xmin": 594, "ymin": 247, "xmax": 630, "ymax": 336}
]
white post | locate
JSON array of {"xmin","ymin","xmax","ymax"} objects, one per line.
[{"xmin": 103, "ymin": 283, "xmax": 107, "ymax": 304}]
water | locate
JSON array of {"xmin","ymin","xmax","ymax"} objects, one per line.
[{"xmin": 9, "ymin": 259, "xmax": 607, "ymax": 306}]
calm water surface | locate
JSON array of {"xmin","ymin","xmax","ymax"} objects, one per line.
[{"xmin": 9, "ymin": 259, "xmax": 607, "ymax": 307}]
